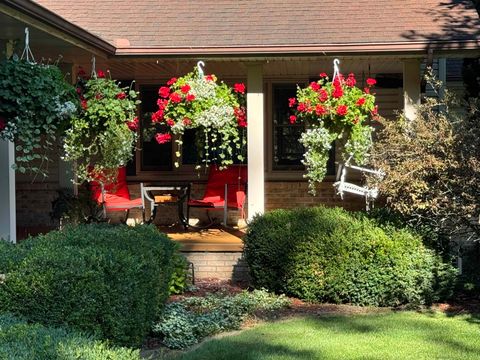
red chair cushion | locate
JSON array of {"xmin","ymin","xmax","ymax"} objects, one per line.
[
  {"xmin": 190, "ymin": 165, "xmax": 247, "ymax": 209},
  {"xmin": 89, "ymin": 167, "xmax": 141, "ymax": 212},
  {"xmin": 104, "ymin": 195, "xmax": 143, "ymax": 212}
]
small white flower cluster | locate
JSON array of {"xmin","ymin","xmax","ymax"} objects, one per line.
[
  {"xmin": 195, "ymin": 103, "xmax": 234, "ymax": 129},
  {"xmin": 0, "ymin": 119, "xmax": 17, "ymax": 142},
  {"xmin": 55, "ymin": 99, "xmax": 77, "ymax": 120},
  {"xmin": 188, "ymin": 78, "xmax": 216, "ymax": 100}
]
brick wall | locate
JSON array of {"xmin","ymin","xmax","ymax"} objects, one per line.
[
  {"xmin": 182, "ymin": 251, "xmax": 249, "ymax": 281},
  {"xmin": 16, "ymin": 182, "xmax": 60, "ymax": 228}
]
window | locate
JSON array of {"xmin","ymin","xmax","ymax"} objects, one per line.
[
  {"xmin": 272, "ymin": 83, "xmax": 335, "ymax": 175},
  {"xmin": 139, "ymin": 85, "xmax": 172, "ymax": 171}
]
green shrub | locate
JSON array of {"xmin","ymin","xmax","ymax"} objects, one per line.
[
  {"xmin": 244, "ymin": 206, "xmax": 457, "ymax": 307},
  {"xmin": 0, "ymin": 224, "xmax": 175, "ymax": 347},
  {"xmin": 153, "ymin": 290, "xmax": 290, "ymax": 349},
  {"xmin": 0, "ymin": 313, "xmax": 140, "ymax": 359},
  {"xmin": 168, "ymin": 243, "xmax": 190, "ymax": 295}
]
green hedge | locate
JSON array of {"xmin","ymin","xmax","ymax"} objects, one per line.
[
  {"xmin": 0, "ymin": 224, "xmax": 175, "ymax": 347},
  {"xmin": 244, "ymin": 206, "xmax": 456, "ymax": 306},
  {"xmin": 0, "ymin": 313, "xmax": 140, "ymax": 359}
]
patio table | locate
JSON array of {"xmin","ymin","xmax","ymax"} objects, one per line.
[{"xmin": 141, "ymin": 183, "xmax": 190, "ymax": 227}]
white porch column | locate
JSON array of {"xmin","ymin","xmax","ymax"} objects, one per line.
[
  {"xmin": 0, "ymin": 141, "xmax": 16, "ymax": 243},
  {"xmin": 246, "ymin": 63, "xmax": 265, "ymax": 220},
  {"xmin": 438, "ymin": 58, "xmax": 447, "ymax": 100},
  {"xmin": 0, "ymin": 41, "xmax": 16, "ymax": 243},
  {"xmin": 403, "ymin": 59, "xmax": 421, "ymax": 121}
]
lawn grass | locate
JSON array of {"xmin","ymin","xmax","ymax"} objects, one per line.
[{"xmin": 169, "ymin": 311, "xmax": 480, "ymax": 360}]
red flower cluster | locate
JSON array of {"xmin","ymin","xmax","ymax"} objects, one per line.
[
  {"xmin": 315, "ymin": 104, "xmax": 327, "ymax": 116},
  {"xmin": 356, "ymin": 97, "xmax": 366, "ymax": 106},
  {"xmin": 155, "ymin": 133, "xmax": 172, "ymax": 144},
  {"xmin": 116, "ymin": 92, "xmax": 127, "ymax": 99},
  {"xmin": 127, "ymin": 117, "xmax": 139, "ymax": 131},
  {"xmin": 234, "ymin": 107, "xmax": 247, "ymax": 127},
  {"xmin": 318, "ymin": 89, "xmax": 328, "ymax": 102},
  {"xmin": 366, "ymin": 78, "xmax": 377, "ymax": 86},
  {"xmin": 181, "ymin": 84, "xmax": 191, "ymax": 93},
  {"xmin": 167, "ymin": 77, "xmax": 177, "ymax": 86},
  {"xmin": 345, "ymin": 73, "xmax": 356, "ymax": 87},
  {"xmin": 288, "ymin": 97, "xmax": 297, "ymax": 108},
  {"xmin": 186, "ymin": 94, "xmax": 196, "ymax": 102},
  {"xmin": 183, "ymin": 117, "xmax": 192, "ymax": 126},
  {"xmin": 310, "ymin": 82, "xmax": 320, "ymax": 91},
  {"xmin": 205, "ymin": 74, "xmax": 216, "ymax": 82},
  {"xmin": 159, "ymin": 86, "xmax": 170, "ymax": 98},
  {"xmin": 97, "ymin": 70, "xmax": 105, "ymax": 78},
  {"xmin": 234, "ymin": 83, "xmax": 246, "ymax": 94},
  {"xmin": 336, "ymin": 105, "xmax": 348, "ymax": 116},
  {"xmin": 169, "ymin": 92, "xmax": 182, "ymax": 103},
  {"xmin": 289, "ymin": 115, "xmax": 297, "ymax": 124}
]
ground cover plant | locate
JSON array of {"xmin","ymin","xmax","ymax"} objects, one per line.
[
  {"xmin": 0, "ymin": 224, "xmax": 175, "ymax": 347},
  {"xmin": 172, "ymin": 311, "xmax": 480, "ymax": 360},
  {"xmin": 244, "ymin": 206, "xmax": 457, "ymax": 306},
  {"xmin": 0, "ymin": 313, "xmax": 140, "ymax": 360},
  {"xmin": 153, "ymin": 290, "xmax": 290, "ymax": 349}
]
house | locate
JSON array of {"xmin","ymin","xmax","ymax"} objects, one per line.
[{"xmin": 1, "ymin": 0, "xmax": 480, "ymax": 279}]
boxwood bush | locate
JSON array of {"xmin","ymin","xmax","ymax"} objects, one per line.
[
  {"xmin": 244, "ymin": 206, "xmax": 457, "ymax": 306},
  {"xmin": 0, "ymin": 313, "xmax": 140, "ymax": 359},
  {"xmin": 0, "ymin": 224, "xmax": 175, "ymax": 347}
]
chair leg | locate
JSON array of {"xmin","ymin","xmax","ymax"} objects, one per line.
[{"xmin": 122, "ymin": 209, "xmax": 130, "ymax": 224}]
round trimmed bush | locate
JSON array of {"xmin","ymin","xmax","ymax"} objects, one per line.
[
  {"xmin": 0, "ymin": 224, "xmax": 175, "ymax": 347},
  {"xmin": 244, "ymin": 206, "xmax": 456, "ymax": 306}
]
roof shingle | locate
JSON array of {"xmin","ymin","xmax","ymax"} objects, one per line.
[{"xmin": 33, "ymin": 0, "xmax": 480, "ymax": 53}]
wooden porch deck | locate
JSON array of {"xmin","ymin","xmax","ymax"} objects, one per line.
[
  {"xmin": 15, "ymin": 225, "xmax": 245, "ymax": 252},
  {"xmin": 159, "ymin": 225, "xmax": 245, "ymax": 252}
]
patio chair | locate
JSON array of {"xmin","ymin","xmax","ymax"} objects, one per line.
[
  {"xmin": 89, "ymin": 167, "xmax": 143, "ymax": 223},
  {"xmin": 186, "ymin": 165, "xmax": 247, "ymax": 228}
]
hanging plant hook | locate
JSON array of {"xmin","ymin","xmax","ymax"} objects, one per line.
[
  {"xmin": 197, "ymin": 60, "xmax": 205, "ymax": 79},
  {"xmin": 91, "ymin": 55, "xmax": 97, "ymax": 78},
  {"xmin": 20, "ymin": 27, "xmax": 36, "ymax": 64},
  {"xmin": 332, "ymin": 58, "xmax": 341, "ymax": 83}
]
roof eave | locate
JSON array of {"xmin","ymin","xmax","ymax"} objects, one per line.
[
  {"xmin": 1, "ymin": 0, "xmax": 115, "ymax": 56},
  {"xmin": 114, "ymin": 40, "xmax": 480, "ymax": 58}
]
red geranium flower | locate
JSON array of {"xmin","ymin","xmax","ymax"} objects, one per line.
[
  {"xmin": 127, "ymin": 117, "xmax": 139, "ymax": 131},
  {"xmin": 234, "ymin": 107, "xmax": 247, "ymax": 127},
  {"xmin": 297, "ymin": 102, "xmax": 307, "ymax": 112},
  {"xmin": 116, "ymin": 92, "xmax": 127, "ymax": 99},
  {"xmin": 166, "ymin": 119, "xmax": 175, "ymax": 126},
  {"xmin": 336, "ymin": 105, "xmax": 348, "ymax": 116},
  {"xmin": 319, "ymin": 72, "xmax": 328, "ymax": 78},
  {"xmin": 356, "ymin": 97, "xmax": 366, "ymax": 106},
  {"xmin": 288, "ymin": 98, "xmax": 297, "ymax": 108},
  {"xmin": 169, "ymin": 92, "xmax": 182, "ymax": 103},
  {"xmin": 81, "ymin": 99, "xmax": 88, "ymax": 110},
  {"xmin": 183, "ymin": 117, "xmax": 192, "ymax": 126},
  {"xmin": 332, "ymin": 86, "xmax": 343, "ymax": 99},
  {"xmin": 151, "ymin": 110, "xmax": 164, "ymax": 123},
  {"xmin": 181, "ymin": 84, "xmax": 191, "ymax": 93},
  {"xmin": 371, "ymin": 105, "xmax": 379, "ymax": 115},
  {"xmin": 157, "ymin": 98, "xmax": 168, "ymax": 110},
  {"xmin": 234, "ymin": 83, "xmax": 246, "ymax": 94},
  {"xmin": 289, "ymin": 115, "xmax": 297, "ymax": 124},
  {"xmin": 158, "ymin": 86, "xmax": 170, "ymax": 98},
  {"xmin": 186, "ymin": 94, "xmax": 196, "ymax": 102},
  {"xmin": 345, "ymin": 73, "xmax": 356, "ymax": 87},
  {"xmin": 155, "ymin": 133, "xmax": 172, "ymax": 144},
  {"xmin": 97, "ymin": 70, "xmax": 105, "ymax": 78},
  {"xmin": 77, "ymin": 67, "xmax": 86, "ymax": 77},
  {"xmin": 205, "ymin": 74, "xmax": 216, "ymax": 82},
  {"xmin": 315, "ymin": 104, "xmax": 327, "ymax": 116},
  {"xmin": 366, "ymin": 78, "xmax": 377, "ymax": 86},
  {"xmin": 310, "ymin": 82, "xmax": 320, "ymax": 91},
  {"xmin": 167, "ymin": 77, "xmax": 177, "ymax": 86},
  {"xmin": 318, "ymin": 89, "xmax": 328, "ymax": 102},
  {"xmin": 364, "ymin": 87, "xmax": 370, "ymax": 94}
]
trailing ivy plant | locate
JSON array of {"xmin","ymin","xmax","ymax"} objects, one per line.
[
  {"xmin": 63, "ymin": 70, "xmax": 140, "ymax": 184},
  {"xmin": 0, "ymin": 59, "xmax": 78, "ymax": 176},
  {"xmin": 151, "ymin": 67, "xmax": 247, "ymax": 169},
  {"xmin": 290, "ymin": 72, "xmax": 378, "ymax": 194}
]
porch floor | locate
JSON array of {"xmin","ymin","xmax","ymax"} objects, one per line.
[{"xmin": 159, "ymin": 225, "xmax": 245, "ymax": 252}]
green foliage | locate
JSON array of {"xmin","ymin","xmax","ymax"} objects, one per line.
[
  {"xmin": 153, "ymin": 290, "xmax": 290, "ymax": 349},
  {"xmin": 151, "ymin": 67, "xmax": 247, "ymax": 169},
  {"xmin": 0, "ymin": 313, "xmax": 140, "ymax": 359},
  {"xmin": 244, "ymin": 206, "xmax": 457, "ymax": 306},
  {"xmin": 63, "ymin": 73, "xmax": 139, "ymax": 184},
  {"xmin": 0, "ymin": 224, "xmax": 175, "ymax": 347},
  {"xmin": 168, "ymin": 244, "xmax": 190, "ymax": 295},
  {"xmin": 368, "ymin": 69, "xmax": 480, "ymax": 247},
  {"xmin": 291, "ymin": 73, "xmax": 377, "ymax": 194},
  {"xmin": 0, "ymin": 59, "xmax": 78, "ymax": 176}
]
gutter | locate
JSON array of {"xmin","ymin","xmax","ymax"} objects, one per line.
[
  {"xmin": 0, "ymin": 0, "xmax": 115, "ymax": 56},
  {"xmin": 115, "ymin": 40, "xmax": 480, "ymax": 57}
]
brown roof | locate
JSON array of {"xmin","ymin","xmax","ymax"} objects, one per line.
[{"xmin": 32, "ymin": 0, "xmax": 480, "ymax": 55}]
